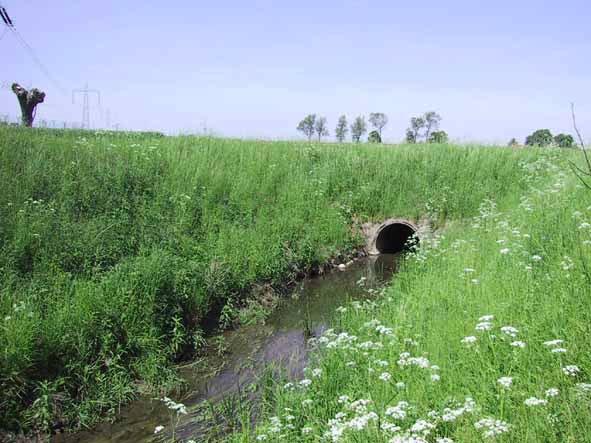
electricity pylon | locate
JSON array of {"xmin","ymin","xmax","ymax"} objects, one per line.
[{"xmin": 72, "ymin": 83, "xmax": 100, "ymax": 129}]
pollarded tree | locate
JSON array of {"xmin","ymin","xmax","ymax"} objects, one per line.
[
  {"xmin": 350, "ymin": 116, "xmax": 367, "ymax": 143},
  {"xmin": 428, "ymin": 130, "xmax": 448, "ymax": 144},
  {"xmin": 12, "ymin": 83, "xmax": 45, "ymax": 127},
  {"xmin": 315, "ymin": 116, "xmax": 329, "ymax": 141},
  {"xmin": 297, "ymin": 114, "xmax": 316, "ymax": 141},
  {"xmin": 554, "ymin": 133, "xmax": 575, "ymax": 148},
  {"xmin": 525, "ymin": 129, "xmax": 553, "ymax": 147},
  {"xmin": 369, "ymin": 113, "xmax": 388, "ymax": 138},
  {"xmin": 335, "ymin": 115, "xmax": 348, "ymax": 142},
  {"xmin": 424, "ymin": 111, "xmax": 442, "ymax": 141}
]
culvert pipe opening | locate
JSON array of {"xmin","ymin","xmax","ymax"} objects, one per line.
[{"xmin": 375, "ymin": 222, "xmax": 418, "ymax": 254}]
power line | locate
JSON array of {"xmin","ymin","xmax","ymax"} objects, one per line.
[{"xmin": 0, "ymin": 3, "xmax": 67, "ymax": 95}]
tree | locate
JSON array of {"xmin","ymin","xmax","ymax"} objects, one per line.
[
  {"xmin": 424, "ymin": 111, "xmax": 442, "ymax": 141},
  {"xmin": 11, "ymin": 83, "xmax": 45, "ymax": 127},
  {"xmin": 508, "ymin": 138, "xmax": 519, "ymax": 147},
  {"xmin": 554, "ymin": 133, "xmax": 575, "ymax": 148},
  {"xmin": 405, "ymin": 129, "xmax": 416, "ymax": 143},
  {"xmin": 368, "ymin": 130, "xmax": 382, "ymax": 143},
  {"xmin": 369, "ymin": 113, "xmax": 388, "ymax": 138},
  {"xmin": 335, "ymin": 115, "xmax": 348, "ymax": 142},
  {"xmin": 350, "ymin": 116, "xmax": 367, "ymax": 143},
  {"xmin": 525, "ymin": 129, "xmax": 553, "ymax": 147},
  {"xmin": 428, "ymin": 130, "xmax": 448, "ymax": 144},
  {"xmin": 315, "ymin": 116, "xmax": 329, "ymax": 141},
  {"xmin": 406, "ymin": 116, "xmax": 425, "ymax": 143},
  {"xmin": 297, "ymin": 114, "xmax": 316, "ymax": 141}
]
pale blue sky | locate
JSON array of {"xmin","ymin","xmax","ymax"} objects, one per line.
[{"xmin": 1, "ymin": 0, "xmax": 590, "ymax": 143}]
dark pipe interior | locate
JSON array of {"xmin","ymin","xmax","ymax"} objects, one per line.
[{"xmin": 375, "ymin": 224, "xmax": 418, "ymax": 253}]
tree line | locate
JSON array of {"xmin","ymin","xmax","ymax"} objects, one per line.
[
  {"xmin": 296, "ymin": 112, "xmax": 448, "ymax": 144},
  {"xmin": 509, "ymin": 129, "xmax": 576, "ymax": 148}
]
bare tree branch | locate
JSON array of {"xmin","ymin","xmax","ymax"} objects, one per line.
[{"xmin": 570, "ymin": 103, "xmax": 591, "ymax": 189}]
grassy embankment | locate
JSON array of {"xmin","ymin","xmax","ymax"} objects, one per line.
[
  {"xmin": 0, "ymin": 126, "xmax": 558, "ymax": 433},
  {"xmin": 229, "ymin": 150, "xmax": 591, "ymax": 442}
]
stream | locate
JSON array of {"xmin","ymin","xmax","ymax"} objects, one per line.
[{"xmin": 56, "ymin": 253, "xmax": 399, "ymax": 443}]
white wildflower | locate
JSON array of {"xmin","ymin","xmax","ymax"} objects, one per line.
[
  {"xmin": 380, "ymin": 372, "xmax": 392, "ymax": 382},
  {"xmin": 381, "ymin": 422, "xmax": 401, "ymax": 433},
  {"xmin": 524, "ymin": 397, "xmax": 547, "ymax": 407},
  {"xmin": 511, "ymin": 341, "xmax": 526, "ymax": 348},
  {"xmin": 299, "ymin": 378, "xmax": 312, "ymax": 387},
  {"xmin": 461, "ymin": 335, "xmax": 477, "ymax": 345},
  {"xmin": 474, "ymin": 417, "xmax": 510, "ymax": 438},
  {"xmin": 410, "ymin": 419, "xmax": 435, "ymax": 436},
  {"xmin": 545, "ymin": 388, "xmax": 559, "ymax": 397},
  {"xmin": 500, "ymin": 326, "xmax": 519, "ymax": 337},
  {"xmin": 385, "ymin": 401, "xmax": 409, "ymax": 420},
  {"xmin": 543, "ymin": 339, "xmax": 564, "ymax": 347},
  {"xmin": 562, "ymin": 365, "xmax": 580, "ymax": 377},
  {"xmin": 497, "ymin": 376, "xmax": 513, "ymax": 389},
  {"xmin": 475, "ymin": 322, "xmax": 493, "ymax": 331}
]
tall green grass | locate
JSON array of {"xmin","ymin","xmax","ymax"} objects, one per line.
[
  {"xmin": 229, "ymin": 152, "xmax": 591, "ymax": 442},
  {"xmin": 0, "ymin": 126, "xmax": 558, "ymax": 433}
]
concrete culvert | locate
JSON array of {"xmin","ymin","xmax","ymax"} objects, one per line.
[{"xmin": 374, "ymin": 220, "xmax": 419, "ymax": 254}]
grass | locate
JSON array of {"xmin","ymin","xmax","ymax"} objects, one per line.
[
  {"xmin": 0, "ymin": 125, "xmax": 569, "ymax": 435},
  {"xmin": 227, "ymin": 151, "xmax": 591, "ymax": 442}
]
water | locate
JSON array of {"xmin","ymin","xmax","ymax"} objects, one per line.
[{"xmin": 56, "ymin": 254, "xmax": 398, "ymax": 443}]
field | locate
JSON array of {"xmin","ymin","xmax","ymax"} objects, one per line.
[{"xmin": 0, "ymin": 126, "xmax": 589, "ymax": 442}]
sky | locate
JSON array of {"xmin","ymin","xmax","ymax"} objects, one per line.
[{"xmin": 0, "ymin": 0, "xmax": 590, "ymax": 143}]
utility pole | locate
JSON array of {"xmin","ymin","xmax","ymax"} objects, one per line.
[{"xmin": 72, "ymin": 83, "xmax": 100, "ymax": 129}]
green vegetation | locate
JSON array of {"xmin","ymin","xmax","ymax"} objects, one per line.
[
  {"xmin": 230, "ymin": 151, "xmax": 591, "ymax": 442},
  {"xmin": 350, "ymin": 116, "xmax": 367, "ymax": 143},
  {"xmin": 525, "ymin": 129, "xmax": 554, "ymax": 147},
  {"xmin": 368, "ymin": 113, "xmax": 389, "ymax": 139},
  {"xmin": 428, "ymin": 130, "xmax": 449, "ymax": 144},
  {"xmin": 0, "ymin": 125, "xmax": 577, "ymax": 436},
  {"xmin": 406, "ymin": 112, "xmax": 444, "ymax": 144},
  {"xmin": 335, "ymin": 115, "xmax": 349, "ymax": 143},
  {"xmin": 368, "ymin": 130, "xmax": 382, "ymax": 144},
  {"xmin": 524, "ymin": 129, "xmax": 576, "ymax": 148}
]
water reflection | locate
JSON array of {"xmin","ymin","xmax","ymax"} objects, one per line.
[{"xmin": 57, "ymin": 254, "xmax": 398, "ymax": 443}]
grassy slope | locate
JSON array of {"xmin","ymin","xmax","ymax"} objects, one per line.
[
  {"xmin": 229, "ymin": 152, "xmax": 591, "ymax": 442},
  {"xmin": 0, "ymin": 126, "xmax": 557, "ymax": 432}
]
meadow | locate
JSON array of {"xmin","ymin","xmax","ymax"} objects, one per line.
[
  {"xmin": 229, "ymin": 149, "xmax": 591, "ymax": 442},
  {"xmin": 0, "ymin": 126, "xmax": 583, "ymax": 439}
]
